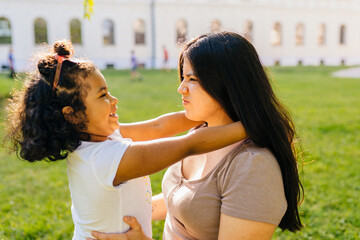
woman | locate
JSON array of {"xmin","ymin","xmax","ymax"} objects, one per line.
[{"xmin": 89, "ymin": 31, "xmax": 303, "ymax": 240}]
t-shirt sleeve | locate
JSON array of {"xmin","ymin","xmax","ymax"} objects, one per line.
[
  {"xmin": 91, "ymin": 140, "xmax": 132, "ymax": 189},
  {"xmin": 219, "ymin": 150, "xmax": 287, "ymax": 225}
]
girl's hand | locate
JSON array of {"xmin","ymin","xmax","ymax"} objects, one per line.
[{"xmin": 87, "ymin": 216, "xmax": 152, "ymax": 240}]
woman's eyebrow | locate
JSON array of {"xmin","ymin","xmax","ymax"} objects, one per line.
[{"xmin": 185, "ymin": 71, "xmax": 196, "ymax": 77}]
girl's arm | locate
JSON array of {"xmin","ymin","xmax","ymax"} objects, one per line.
[
  {"xmin": 119, "ymin": 111, "xmax": 203, "ymax": 141},
  {"xmin": 114, "ymin": 121, "xmax": 246, "ymax": 185},
  {"xmin": 152, "ymin": 193, "xmax": 167, "ymax": 221},
  {"xmin": 218, "ymin": 214, "xmax": 276, "ymax": 240}
]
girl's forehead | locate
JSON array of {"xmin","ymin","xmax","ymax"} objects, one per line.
[{"xmin": 87, "ymin": 70, "xmax": 107, "ymax": 91}]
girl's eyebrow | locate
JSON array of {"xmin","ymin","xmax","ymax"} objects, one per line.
[{"xmin": 97, "ymin": 86, "xmax": 107, "ymax": 93}]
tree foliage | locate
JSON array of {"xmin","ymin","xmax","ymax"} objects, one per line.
[{"xmin": 83, "ymin": 0, "xmax": 94, "ymax": 20}]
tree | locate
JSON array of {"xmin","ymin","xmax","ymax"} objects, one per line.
[{"xmin": 83, "ymin": 0, "xmax": 94, "ymax": 19}]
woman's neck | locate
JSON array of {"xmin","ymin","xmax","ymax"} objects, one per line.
[{"xmin": 206, "ymin": 113, "xmax": 234, "ymax": 127}]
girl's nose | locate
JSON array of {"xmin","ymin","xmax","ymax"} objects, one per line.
[
  {"xmin": 110, "ymin": 94, "xmax": 118, "ymax": 104},
  {"xmin": 178, "ymin": 81, "xmax": 188, "ymax": 94}
]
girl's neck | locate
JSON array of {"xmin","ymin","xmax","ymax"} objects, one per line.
[
  {"xmin": 90, "ymin": 134, "xmax": 109, "ymax": 142},
  {"xmin": 78, "ymin": 132, "xmax": 109, "ymax": 142}
]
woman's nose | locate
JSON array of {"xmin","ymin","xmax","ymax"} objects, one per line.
[{"xmin": 178, "ymin": 81, "xmax": 188, "ymax": 94}]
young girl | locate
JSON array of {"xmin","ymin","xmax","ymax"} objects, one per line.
[{"xmin": 5, "ymin": 40, "xmax": 246, "ymax": 239}]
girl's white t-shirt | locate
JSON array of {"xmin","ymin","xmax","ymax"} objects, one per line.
[{"xmin": 66, "ymin": 130, "xmax": 152, "ymax": 240}]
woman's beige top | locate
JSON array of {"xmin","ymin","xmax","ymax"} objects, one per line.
[{"xmin": 162, "ymin": 139, "xmax": 287, "ymax": 240}]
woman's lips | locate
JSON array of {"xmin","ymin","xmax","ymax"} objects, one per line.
[{"xmin": 182, "ymin": 98, "xmax": 189, "ymax": 105}]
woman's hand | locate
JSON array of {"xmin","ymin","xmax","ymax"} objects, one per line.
[{"xmin": 87, "ymin": 216, "xmax": 152, "ymax": 240}]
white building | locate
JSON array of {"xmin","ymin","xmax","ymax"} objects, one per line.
[{"xmin": 1, "ymin": 0, "xmax": 360, "ymax": 71}]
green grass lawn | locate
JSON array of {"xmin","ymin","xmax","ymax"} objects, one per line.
[{"xmin": 0, "ymin": 66, "xmax": 359, "ymax": 239}]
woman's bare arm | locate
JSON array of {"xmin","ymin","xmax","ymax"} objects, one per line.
[
  {"xmin": 152, "ymin": 193, "xmax": 167, "ymax": 221},
  {"xmin": 218, "ymin": 214, "xmax": 276, "ymax": 240}
]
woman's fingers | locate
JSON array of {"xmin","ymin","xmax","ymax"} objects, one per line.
[
  {"xmin": 90, "ymin": 231, "xmax": 126, "ymax": 240},
  {"xmin": 87, "ymin": 216, "xmax": 143, "ymax": 240},
  {"xmin": 123, "ymin": 216, "xmax": 142, "ymax": 231}
]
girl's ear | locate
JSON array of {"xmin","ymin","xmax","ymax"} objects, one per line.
[{"xmin": 62, "ymin": 106, "xmax": 79, "ymax": 124}]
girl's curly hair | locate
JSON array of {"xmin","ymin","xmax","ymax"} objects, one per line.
[{"xmin": 6, "ymin": 40, "xmax": 95, "ymax": 162}]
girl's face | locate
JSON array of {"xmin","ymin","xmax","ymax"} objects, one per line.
[
  {"xmin": 83, "ymin": 69, "xmax": 119, "ymax": 140},
  {"xmin": 178, "ymin": 57, "xmax": 232, "ymax": 127}
]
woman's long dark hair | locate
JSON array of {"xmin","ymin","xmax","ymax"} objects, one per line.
[
  {"xmin": 6, "ymin": 40, "xmax": 95, "ymax": 162},
  {"xmin": 179, "ymin": 32, "xmax": 303, "ymax": 232}
]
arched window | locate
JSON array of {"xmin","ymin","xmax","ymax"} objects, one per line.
[
  {"xmin": 295, "ymin": 23, "xmax": 305, "ymax": 46},
  {"xmin": 318, "ymin": 23, "xmax": 326, "ymax": 46},
  {"xmin": 134, "ymin": 19, "xmax": 145, "ymax": 45},
  {"xmin": 0, "ymin": 17, "xmax": 12, "ymax": 44},
  {"xmin": 339, "ymin": 25, "xmax": 346, "ymax": 45},
  {"xmin": 103, "ymin": 19, "xmax": 115, "ymax": 45},
  {"xmin": 244, "ymin": 20, "xmax": 253, "ymax": 42},
  {"xmin": 70, "ymin": 19, "xmax": 82, "ymax": 44},
  {"xmin": 176, "ymin": 19, "xmax": 187, "ymax": 44},
  {"xmin": 210, "ymin": 19, "xmax": 222, "ymax": 33},
  {"xmin": 34, "ymin": 18, "xmax": 48, "ymax": 44},
  {"xmin": 271, "ymin": 22, "xmax": 282, "ymax": 46}
]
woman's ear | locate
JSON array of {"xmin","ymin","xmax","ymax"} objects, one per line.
[{"xmin": 62, "ymin": 106, "xmax": 79, "ymax": 124}]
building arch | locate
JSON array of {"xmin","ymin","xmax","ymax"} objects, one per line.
[
  {"xmin": 176, "ymin": 19, "xmax": 188, "ymax": 44},
  {"xmin": 271, "ymin": 22, "xmax": 282, "ymax": 46},
  {"xmin": 339, "ymin": 24, "xmax": 346, "ymax": 45},
  {"xmin": 295, "ymin": 23, "xmax": 305, "ymax": 46},
  {"xmin": 243, "ymin": 20, "xmax": 253, "ymax": 42},
  {"xmin": 318, "ymin": 23, "xmax": 326, "ymax": 45},
  {"xmin": 0, "ymin": 17, "xmax": 12, "ymax": 44},
  {"xmin": 34, "ymin": 17, "xmax": 48, "ymax": 44},
  {"xmin": 70, "ymin": 19, "xmax": 82, "ymax": 44},
  {"xmin": 210, "ymin": 19, "xmax": 222, "ymax": 33},
  {"xmin": 134, "ymin": 18, "xmax": 146, "ymax": 45},
  {"xmin": 103, "ymin": 19, "xmax": 115, "ymax": 45}
]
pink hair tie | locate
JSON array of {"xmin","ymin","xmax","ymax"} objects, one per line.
[{"xmin": 52, "ymin": 54, "xmax": 66, "ymax": 92}]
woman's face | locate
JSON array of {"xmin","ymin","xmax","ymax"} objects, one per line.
[{"xmin": 178, "ymin": 57, "xmax": 232, "ymax": 126}]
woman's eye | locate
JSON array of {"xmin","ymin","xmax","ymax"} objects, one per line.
[
  {"xmin": 100, "ymin": 93, "xmax": 106, "ymax": 98},
  {"xmin": 189, "ymin": 78, "xmax": 197, "ymax": 82}
]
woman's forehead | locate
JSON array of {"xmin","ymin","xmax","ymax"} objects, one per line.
[{"xmin": 183, "ymin": 58, "xmax": 195, "ymax": 76}]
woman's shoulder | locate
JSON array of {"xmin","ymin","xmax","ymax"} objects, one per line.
[
  {"xmin": 218, "ymin": 139, "xmax": 281, "ymax": 179},
  {"xmin": 231, "ymin": 139, "xmax": 277, "ymax": 165},
  {"xmin": 218, "ymin": 139, "xmax": 287, "ymax": 225}
]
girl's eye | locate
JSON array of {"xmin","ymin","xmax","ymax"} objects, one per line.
[
  {"xmin": 189, "ymin": 78, "xmax": 197, "ymax": 82},
  {"xmin": 100, "ymin": 93, "xmax": 106, "ymax": 98}
]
